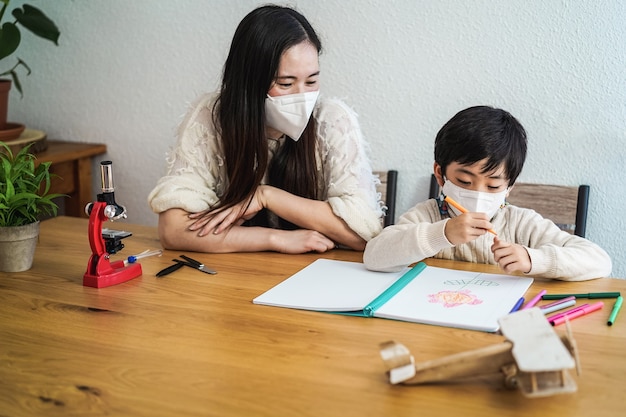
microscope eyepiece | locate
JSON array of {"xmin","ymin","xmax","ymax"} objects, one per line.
[
  {"xmin": 97, "ymin": 161, "xmax": 126, "ymax": 220},
  {"xmin": 100, "ymin": 161, "xmax": 115, "ymax": 193}
]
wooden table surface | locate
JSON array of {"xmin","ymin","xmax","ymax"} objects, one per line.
[{"xmin": 1, "ymin": 217, "xmax": 624, "ymax": 417}]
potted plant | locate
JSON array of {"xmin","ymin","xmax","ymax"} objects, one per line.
[
  {"xmin": 0, "ymin": 1, "xmax": 60, "ymax": 133},
  {"xmin": 0, "ymin": 141, "xmax": 61, "ymax": 271}
]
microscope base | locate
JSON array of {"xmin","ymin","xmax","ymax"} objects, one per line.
[{"xmin": 83, "ymin": 260, "xmax": 142, "ymax": 288}]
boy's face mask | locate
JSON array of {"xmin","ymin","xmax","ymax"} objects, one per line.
[
  {"xmin": 442, "ymin": 179, "xmax": 508, "ymax": 220},
  {"xmin": 265, "ymin": 91, "xmax": 320, "ymax": 141}
]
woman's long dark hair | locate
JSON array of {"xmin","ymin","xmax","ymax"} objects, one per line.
[{"xmin": 212, "ymin": 5, "xmax": 322, "ymax": 221}]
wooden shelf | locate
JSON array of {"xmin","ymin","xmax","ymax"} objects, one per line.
[{"xmin": 35, "ymin": 140, "xmax": 107, "ymax": 217}]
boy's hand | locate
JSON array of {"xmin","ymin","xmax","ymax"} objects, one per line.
[
  {"xmin": 491, "ymin": 236, "xmax": 532, "ymax": 274},
  {"xmin": 444, "ymin": 213, "xmax": 494, "ymax": 245}
]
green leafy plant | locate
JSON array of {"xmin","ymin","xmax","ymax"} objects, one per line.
[
  {"xmin": 0, "ymin": 142, "xmax": 62, "ymax": 226},
  {"xmin": 0, "ymin": 0, "xmax": 60, "ymax": 96}
]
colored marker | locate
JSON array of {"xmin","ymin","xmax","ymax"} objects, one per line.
[
  {"xmin": 541, "ymin": 298, "xmax": 576, "ymax": 315},
  {"xmin": 509, "ymin": 297, "xmax": 524, "ymax": 313},
  {"xmin": 607, "ymin": 296, "xmax": 623, "ymax": 326},
  {"xmin": 542, "ymin": 292, "xmax": 621, "ymax": 300},
  {"xmin": 444, "ymin": 196, "xmax": 497, "ymax": 235},
  {"xmin": 546, "ymin": 303, "xmax": 589, "ymax": 323},
  {"xmin": 551, "ymin": 301, "xmax": 604, "ymax": 326},
  {"xmin": 540, "ymin": 296, "xmax": 576, "ymax": 310},
  {"xmin": 522, "ymin": 289, "xmax": 547, "ymax": 310}
]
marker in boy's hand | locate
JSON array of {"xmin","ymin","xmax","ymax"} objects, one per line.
[
  {"xmin": 444, "ymin": 196, "xmax": 498, "ymax": 237},
  {"xmin": 444, "ymin": 211, "xmax": 495, "ymax": 245},
  {"xmin": 491, "ymin": 236, "xmax": 532, "ymax": 274}
]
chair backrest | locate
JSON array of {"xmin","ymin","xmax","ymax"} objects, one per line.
[
  {"xmin": 428, "ymin": 175, "xmax": 589, "ymax": 237},
  {"xmin": 429, "ymin": 174, "xmax": 440, "ymax": 200},
  {"xmin": 506, "ymin": 183, "xmax": 589, "ymax": 237},
  {"xmin": 375, "ymin": 170, "xmax": 398, "ymax": 227}
]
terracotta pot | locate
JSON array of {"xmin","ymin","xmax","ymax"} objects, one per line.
[
  {"xmin": 0, "ymin": 221, "xmax": 40, "ymax": 272},
  {"xmin": 0, "ymin": 79, "xmax": 11, "ymax": 130}
]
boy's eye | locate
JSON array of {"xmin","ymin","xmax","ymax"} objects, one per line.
[
  {"xmin": 306, "ymin": 80, "xmax": 318, "ymax": 86},
  {"xmin": 458, "ymin": 180, "xmax": 471, "ymax": 186},
  {"xmin": 487, "ymin": 182, "xmax": 507, "ymax": 190}
]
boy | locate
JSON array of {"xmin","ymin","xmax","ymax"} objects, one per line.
[{"xmin": 364, "ymin": 106, "xmax": 611, "ymax": 281}]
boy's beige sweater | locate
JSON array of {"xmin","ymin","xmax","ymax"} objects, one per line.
[{"xmin": 364, "ymin": 199, "xmax": 612, "ymax": 281}]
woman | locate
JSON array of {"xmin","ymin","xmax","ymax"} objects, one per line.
[{"xmin": 148, "ymin": 5, "xmax": 383, "ymax": 253}]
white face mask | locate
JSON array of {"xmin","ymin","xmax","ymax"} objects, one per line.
[
  {"xmin": 442, "ymin": 179, "xmax": 508, "ymax": 220},
  {"xmin": 265, "ymin": 91, "xmax": 319, "ymax": 141}
]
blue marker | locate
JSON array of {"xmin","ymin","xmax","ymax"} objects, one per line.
[{"xmin": 509, "ymin": 297, "xmax": 524, "ymax": 313}]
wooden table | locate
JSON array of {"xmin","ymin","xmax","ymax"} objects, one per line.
[
  {"xmin": 35, "ymin": 140, "xmax": 107, "ymax": 218},
  {"xmin": 1, "ymin": 217, "xmax": 624, "ymax": 417}
]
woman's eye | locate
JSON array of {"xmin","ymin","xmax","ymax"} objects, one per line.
[
  {"xmin": 278, "ymin": 83, "xmax": 292, "ymax": 88},
  {"xmin": 306, "ymin": 80, "xmax": 318, "ymax": 86}
]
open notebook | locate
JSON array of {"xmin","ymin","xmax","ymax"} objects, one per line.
[{"xmin": 253, "ymin": 259, "xmax": 533, "ymax": 332}]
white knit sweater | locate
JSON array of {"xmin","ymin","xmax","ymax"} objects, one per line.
[
  {"xmin": 148, "ymin": 93, "xmax": 384, "ymax": 241},
  {"xmin": 363, "ymin": 199, "xmax": 612, "ymax": 281}
]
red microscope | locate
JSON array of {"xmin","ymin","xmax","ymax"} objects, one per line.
[{"xmin": 83, "ymin": 161, "xmax": 142, "ymax": 288}]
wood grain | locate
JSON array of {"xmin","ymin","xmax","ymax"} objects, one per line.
[{"xmin": 0, "ymin": 217, "xmax": 623, "ymax": 417}]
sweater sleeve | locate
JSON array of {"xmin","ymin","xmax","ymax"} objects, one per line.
[
  {"xmin": 315, "ymin": 98, "xmax": 384, "ymax": 241},
  {"xmin": 508, "ymin": 207, "xmax": 612, "ymax": 281},
  {"xmin": 364, "ymin": 201, "xmax": 613, "ymax": 281},
  {"xmin": 363, "ymin": 200, "xmax": 453, "ymax": 271},
  {"xmin": 148, "ymin": 93, "xmax": 225, "ymax": 214}
]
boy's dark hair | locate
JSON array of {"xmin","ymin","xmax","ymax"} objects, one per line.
[{"xmin": 434, "ymin": 106, "xmax": 527, "ymax": 186}]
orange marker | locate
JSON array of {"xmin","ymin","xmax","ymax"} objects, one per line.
[{"xmin": 444, "ymin": 196, "xmax": 498, "ymax": 235}]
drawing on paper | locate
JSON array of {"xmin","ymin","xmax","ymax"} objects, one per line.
[
  {"xmin": 426, "ymin": 275, "xmax": 500, "ymax": 307},
  {"xmin": 443, "ymin": 279, "xmax": 500, "ymax": 288},
  {"xmin": 428, "ymin": 290, "xmax": 483, "ymax": 308}
]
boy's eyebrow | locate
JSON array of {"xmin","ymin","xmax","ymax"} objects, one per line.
[
  {"xmin": 456, "ymin": 166, "xmax": 506, "ymax": 179},
  {"xmin": 456, "ymin": 167, "xmax": 478, "ymax": 176},
  {"xmin": 486, "ymin": 167, "xmax": 509, "ymax": 178}
]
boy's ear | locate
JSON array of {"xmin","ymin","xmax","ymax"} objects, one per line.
[
  {"xmin": 506, "ymin": 184, "xmax": 514, "ymax": 198},
  {"xmin": 433, "ymin": 162, "xmax": 445, "ymax": 187}
]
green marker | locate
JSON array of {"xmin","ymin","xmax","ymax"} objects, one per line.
[
  {"xmin": 607, "ymin": 296, "xmax": 623, "ymax": 326},
  {"xmin": 541, "ymin": 292, "xmax": 621, "ymax": 300}
]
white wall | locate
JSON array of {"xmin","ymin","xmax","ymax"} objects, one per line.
[{"xmin": 8, "ymin": 0, "xmax": 625, "ymax": 277}]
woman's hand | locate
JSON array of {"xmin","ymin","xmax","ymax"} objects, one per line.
[
  {"xmin": 188, "ymin": 187, "xmax": 266, "ymax": 236},
  {"xmin": 271, "ymin": 229, "xmax": 336, "ymax": 253},
  {"xmin": 491, "ymin": 236, "xmax": 532, "ymax": 274}
]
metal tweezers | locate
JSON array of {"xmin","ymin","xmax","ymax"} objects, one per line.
[{"xmin": 156, "ymin": 255, "xmax": 217, "ymax": 277}]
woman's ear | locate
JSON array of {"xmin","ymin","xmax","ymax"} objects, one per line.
[{"xmin": 433, "ymin": 162, "xmax": 445, "ymax": 187}]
